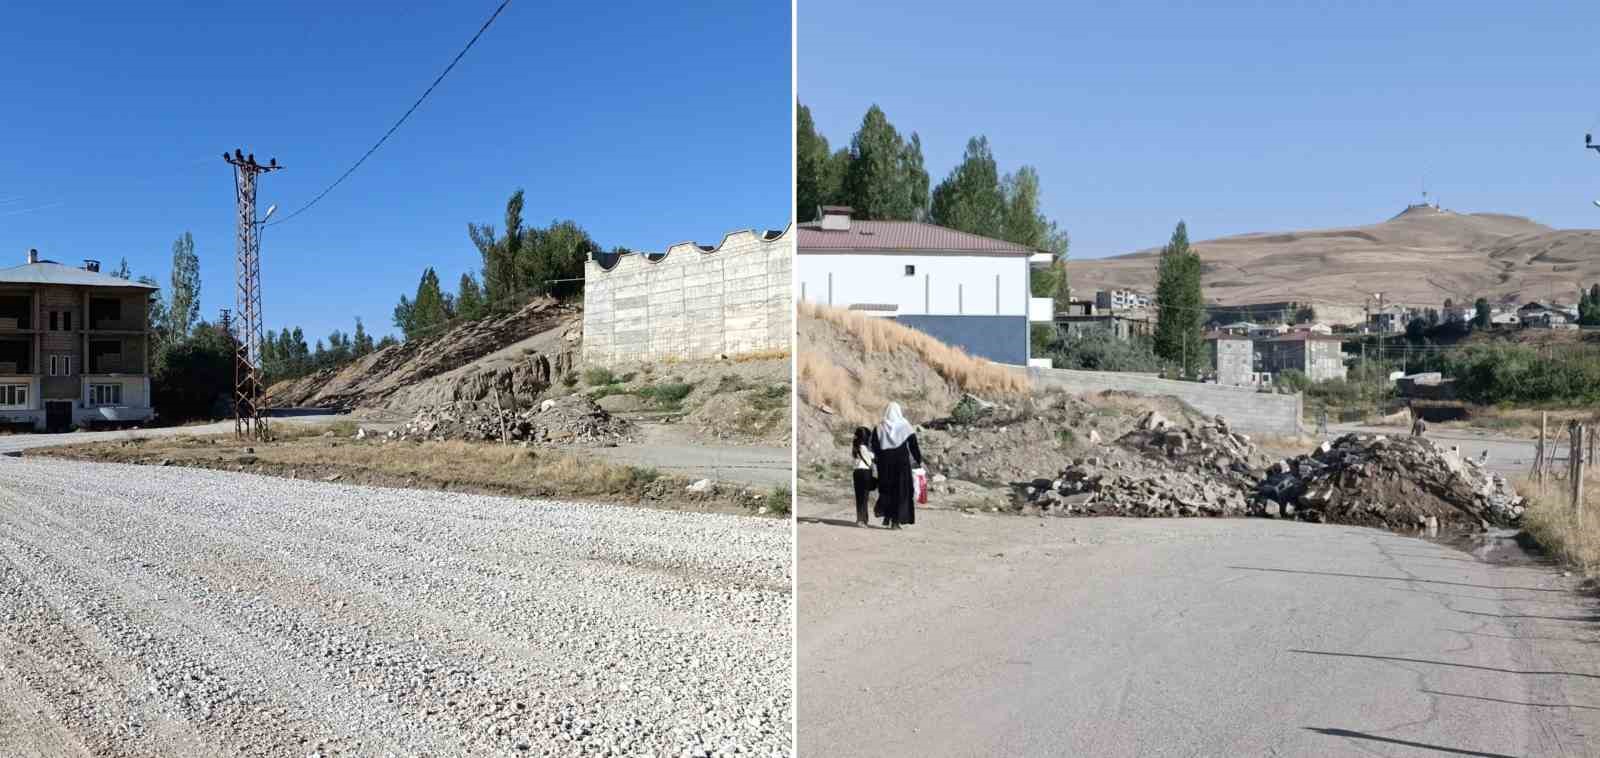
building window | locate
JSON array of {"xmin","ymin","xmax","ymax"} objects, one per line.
[
  {"xmin": 0, "ymin": 384, "xmax": 26, "ymax": 408},
  {"xmin": 64, "ymin": 311, "xmax": 71, "ymax": 331},
  {"xmin": 89, "ymin": 383, "xmax": 121, "ymax": 406},
  {"xmin": 904, "ymin": 265, "xmax": 915, "ymax": 276},
  {"xmin": 49, "ymin": 311, "xmax": 58, "ymax": 331},
  {"xmin": 49, "ymin": 355, "xmax": 71, "ymax": 377}
]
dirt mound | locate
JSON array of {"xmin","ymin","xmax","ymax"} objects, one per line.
[
  {"xmin": 1255, "ymin": 434, "xmax": 1523, "ymax": 530},
  {"xmin": 796, "ymin": 304, "xmax": 1031, "ymax": 469},
  {"xmin": 385, "ymin": 395, "xmax": 635, "ymax": 446},
  {"xmin": 265, "ymin": 299, "xmax": 578, "ymax": 413}
]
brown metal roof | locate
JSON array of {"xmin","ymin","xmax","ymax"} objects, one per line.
[{"xmin": 798, "ymin": 219, "xmax": 1040, "ymax": 255}]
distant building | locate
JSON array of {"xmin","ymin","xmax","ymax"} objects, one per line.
[
  {"xmin": 1095, "ymin": 288, "xmax": 1151, "ymax": 311},
  {"xmin": 1249, "ymin": 323, "xmax": 1289, "ymax": 339},
  {"xmin": 0, "ymin": 250, "xmax": 156, "ymax": 431},
  {"xmin": 1291, "ymin": 322, "xmax": 1333, "ymax": 335},
  {"xmin": 1057, "ymin": 313, "xmax": 1154, "ymax": 342},
  {"xmin": 1256, "ymin": 333, "xmax": 1348, "ymax": 382},
  {"xmin": 796, "ymin": 207, "xmax": 1053, "ymax": 365},
  {"xmin": 1367, "ymin": 304, "xmax": 1410, "ymax": 334},
  {"xmin": 1206, "ymin": 333, "xmax": 1257, "ymax": 387}
]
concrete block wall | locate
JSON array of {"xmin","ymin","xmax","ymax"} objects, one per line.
[
  {"xmin": 583, "ymin": 226, "xmax": 792, "ymax": 365},
  {"xmin": 1026, "ymin": 367, "xmax": 1304, "ymax": 435}
]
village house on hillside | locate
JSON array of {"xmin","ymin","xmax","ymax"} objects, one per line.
[
  {"xmin": 796, "ymin": 207, "xmax": 1054, "ymax": 365},
  {"xmin": 0, "ymin": 250, "xmax": 155, "ymax": 431}
]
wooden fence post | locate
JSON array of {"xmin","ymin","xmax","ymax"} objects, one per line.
[{"xmin": 1575, "ymin": 423, "xmax": 1586, "ymax": 531}]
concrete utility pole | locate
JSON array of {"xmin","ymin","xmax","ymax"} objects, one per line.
[{"xmin": 224, "ymin": 149, "xmax": 280, "ymax": 441}]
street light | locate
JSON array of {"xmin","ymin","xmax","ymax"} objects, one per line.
[{"xmin": 260, "ymin": 204, "xmax": 277, "ymax": 224}]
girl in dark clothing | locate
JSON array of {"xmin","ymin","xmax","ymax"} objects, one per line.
[
  {"xmin": 871, "ymin": 402, "xmax": 923, "ymax": 529},
  {"xmin": 851, "ymin": 427, "xmax": 876, "ymax": 526}
]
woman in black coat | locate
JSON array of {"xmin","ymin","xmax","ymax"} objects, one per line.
[{"xmin": 872, "ymin": 402, "xmax": 923, "ymax": 529}]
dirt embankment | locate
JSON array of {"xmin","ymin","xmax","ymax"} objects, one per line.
[{"xmin": 264, "ymin": 299, "xmax": 579, "ymax": 413}]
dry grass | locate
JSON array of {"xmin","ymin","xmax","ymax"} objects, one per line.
[
  {"xmin": 32, "ymin": 433, "xmax": 773, "ymax": 514},
  {"xmin": 799, "ymin": 302, "xmax": 1029, "ymax": 414},
  {"xmin": 1517, "ymin": 469, "xmax": 1600, "ymax": 576},
  {"xmin": 797, "ymin": 349, "xmax": 883, "ymax": 426}
]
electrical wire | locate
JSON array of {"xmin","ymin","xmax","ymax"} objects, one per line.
[{"xmin": 266, "ymin": 0, "xmax": 513, "ymax": 228}]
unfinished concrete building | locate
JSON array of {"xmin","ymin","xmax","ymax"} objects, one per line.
[
  {"xmin": 582, "ymin": 226, "xmax": 792, "ymax": 365},
  {"xmin": 1256, "ymin": 332, "xmax": 1348, "ymax": 382},
  {"xmin": 0, "ymin": 250, "xmax": 156, "ymax": 431}
]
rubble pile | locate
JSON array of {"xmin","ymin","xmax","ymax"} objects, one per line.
[
  {"xmin": 1025, "ymin": 454, "xmax": 1255, "ymax": 517},
  {"xmin": 1023, "ymin": 411, "xmax": 1266, "ymax": 518},
  {"xmin": 387, "ymin": 395, "xmax": 635, "ymax": 446},
  {"xmin": 1117, "ymin": 411, "xmax": 1265, "ymax": 488},
  {"xmin": 1254, "ymin": 433, "xmax": 1524, "ymax": 529}
]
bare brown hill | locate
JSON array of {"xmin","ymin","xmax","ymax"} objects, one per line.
[{"xmin": 1070, "ymin": 205, "xmax": 1600, "ymax": 315}]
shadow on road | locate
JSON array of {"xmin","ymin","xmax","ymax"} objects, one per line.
[
  {"xmin": 1290, "ymin": 649, "xmax": 1600, "ymax": 679},
  {"xmin": 797, "ymin": 517, "xmax": 878, "ymax": 529},
  {"xmin": 1420, "ymin": 688, "xmax": 1600, "ymax": 711},
  {"xmin": 1230, "ymin": 565, "xmax": 1569, "ymax": 593},
  {"xmin": 1304, "ymin": 727, "xmax": 1517, "ymax": 757},
  {"xmin": 1453, "ymin": 609, "xmax": 1600, "ymax": 623},
  {"xmin": 1440, "ymin": 627, "xmax": 1597, "ymax": 644}
]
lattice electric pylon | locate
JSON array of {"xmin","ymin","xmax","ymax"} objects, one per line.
[{"xmin": 224, "ymin": 149, "xmax": 280, "ymax": 441}]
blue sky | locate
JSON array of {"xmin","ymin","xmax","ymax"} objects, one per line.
[
  {"xmin": 800, "ymin": 1, "xmax": 1600, "ymax": 259},
  {"xmin": 0, "ymin": 0, "xmax": 791, "ymax": 342}
]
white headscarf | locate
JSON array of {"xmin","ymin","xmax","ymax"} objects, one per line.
[{"xmin": 878, "ymin": 402, "xmax": 914, "ymax": 449}]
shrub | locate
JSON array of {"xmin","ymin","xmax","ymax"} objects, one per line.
[{"xmin": 583, "ymin": 367, "xmax": 617, "ymax": 386}]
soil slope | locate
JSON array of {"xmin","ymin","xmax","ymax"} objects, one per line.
[
  {"xmin": 264, "ymin": 299, "xmax": 578, "ymax": 414},
  {"xmin": 1071, "ymin": 205, "xmax": 1600, "ymax": 312}
]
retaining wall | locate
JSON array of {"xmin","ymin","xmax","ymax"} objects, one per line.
[
  {"xmin": 582, "ymin": 226, "xmax": 792, "ymax": 365},
  {"xmin": 1027, "ymin": 367, "xmax": 1304, "ymax": 435}
]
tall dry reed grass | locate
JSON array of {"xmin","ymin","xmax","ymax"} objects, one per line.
[
  {"xmin": 799, "ymin": 302, "xmax": 1029, "ymax": 407},
  {"xmin": 1517, "ymin": 469, "xmax": 1600, "ymax": 576}
]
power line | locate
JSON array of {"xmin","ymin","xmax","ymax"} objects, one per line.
[{"xmin": 266, "ymin": 0, "xmax": 513, "ymax": 228}]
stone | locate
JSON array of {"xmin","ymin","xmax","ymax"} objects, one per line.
[{"xmin": 686, "ymin": 478, "xmax": 713, "ymax": 494}]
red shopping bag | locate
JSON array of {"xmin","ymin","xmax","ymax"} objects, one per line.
[{"xmin": 914, "ymin": 467, "xmax": 929, "ymax": 505}]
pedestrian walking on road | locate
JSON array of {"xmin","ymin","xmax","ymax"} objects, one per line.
[
  {"xmin": 1316, "ymin": 408, "xmax": 1329, "ymax": 435},
  {"xmin": 872, "ymin": 402, "xmax": 923, "ymax": 530},
  {"xmin": 1411, "ymin": 415, "xmax": 1428, "ymax": 437},
  {"xmin": 850, "ymin": 426, "xmax": 876, "ymax": 527}
]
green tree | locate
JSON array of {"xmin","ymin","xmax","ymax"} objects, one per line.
[
  {"xmin": 1474, "ymin": 297, "xmax": 1491, "ymax": 328},
  {"xmin": 168, "ymin": 232, "xmax": 200, "ymax": 341},
  {"xmin": 456, "ymin": 273, "xmax": 486, "ymax": 321},
  {"xmin": 1153, "ymin": 221, "xmax": 1203, "ymax": 376},
  {"xmin": 352, "ymin": 318, "xmax": 375, "ymax": 356},
  {"xmin": 797, "ymin": 102, "xmax": 847, "ymax": 222},
  {"xmin": 111, "ymin": 257, "xmax": 131, "ymax": 280},
  {"xmin": 842, "ymin": 105, "xmax": 927, "ymax": 220},
  {"xmin": 930, "ymin": 136, "xmax": 1005, "ymax": 239},
  {"xmin": 520, "ymin": 220, "xmax": 596, "ymax": 299},
  {"xmin": 470, "ymin": 189, "xmax": 524, "ymax": 304},
  {"xmin": 392, "ymin": 295, "xmax": 415, "ymax": 338},
  {"xmin": 141, "ymin": 275, "xmax": 169, "ymax": 348},
  {"xmin": 151, "ymin": 322, "xmax": 235, "ymax": 423},
  {"xmin": 408, "ymin": 267, "xmax": 451, "ymax": 338}
]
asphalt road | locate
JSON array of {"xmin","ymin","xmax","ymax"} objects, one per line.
[
  {"xmin": 0, "ymin": 456, "xmax": 792, "ymax": 756},
  {"xmin": 798, "ymin": 502, "xmax": 1600, "ymax": 757}
]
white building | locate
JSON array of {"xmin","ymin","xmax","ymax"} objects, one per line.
[{"xmin": 797, "ymin": 207, "xmax": 1051, "ymax": 365}]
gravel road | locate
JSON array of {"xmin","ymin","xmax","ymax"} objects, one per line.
[
  {"xmin": 0, "ymin": 456, "xmax": 792, "ymax": 757},
  {"xmin": 799, "ymin": 502, "xmax": 1600, "ymax": 757}
]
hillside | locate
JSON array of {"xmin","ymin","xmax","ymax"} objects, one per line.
[
  {"xmin": 1070, "ymin": 205, "xmax": 1600, "ymax": 313},
  {"xmin": 264, "ymin": 299, "xmax": 580, "ymax": 414}
]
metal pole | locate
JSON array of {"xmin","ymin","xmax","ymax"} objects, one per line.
[{"xmin": 224, "ymin": 150, "xmax": 280, "ymax": 441}]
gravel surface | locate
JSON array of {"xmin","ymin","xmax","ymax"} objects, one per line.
[{"xmin": 0, "ymin": 456, "xmax": 792, "ymax": 757}]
